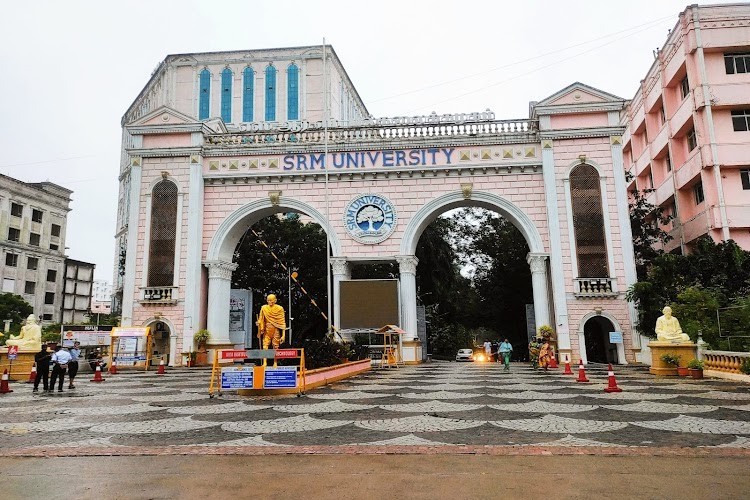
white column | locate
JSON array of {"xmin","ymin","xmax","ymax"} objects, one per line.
[
  {"xmin": 121, "ymin": 160, "xmax": 142, "ymax": 326},
  {"xmin": 183, "ymin": 156, "xmax": 205, "ymax": 356},
  {"xmin": 204, "ymin": 260, "xmax": 238, "ymax": 345},
  {"xmin": 527, "ymin": 253, "xmax": 551, "ymax": 329},
  {"xmin": 330, "ymin": 257, "xmax": 350, "ymax": 338},
  {"xmin": 169, "ymin": 333, "xmax": 178, "ymax": 367},
  {"xmin": 396, "ymin": 255, "xmax": 419, "ymax": 340},
  {"xmin": 541, "ymin": 141, "xmax": 571, "ymax": 350}
]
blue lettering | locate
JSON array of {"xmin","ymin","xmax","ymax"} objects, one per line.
[
  {"xmin": 296, "ymin": 155, "xmax": 308, "ymax": 170},
  {"xmin": 345, "ymin": 153, "xmax": 361, "ymax": 168},
  {"xmin": 443, "ymin": 148, "xmax": 454, "ymax": 164},
  {"xmin": 333, "ymin": 153, "xmax": 345, "ymax": 168},
  {"xmin": 366, "ymin": 151, "xmax": 380, "ymax": 166},
  {"xmin": 427, "ymin": 148, "xmax": 438, "ymax": 164},
  {"xmin": 408, "ymin": 150, "xmax": 421, "ymax": 166},
  {"xmin": 382, "ymin": 151, "xmax": 394, "ymax": 167},
  {"xmin": 310, "ymin": 154, "xmax": 326, "ymax": 170},
  {"xmin": 395, "ymin": 151, "xmax": 407, "ymax": 166},
  {"xmin": 283, "ymin": 155, "xmax": 295, "ymax": 170}
]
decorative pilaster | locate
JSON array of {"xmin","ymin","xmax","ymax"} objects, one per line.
[
  {"xmin": 396, "ymin": 255, "xmax": 419, "ymax": 340},
  {"xmin": 204, "ymin": 260, "xmax": 238, "ymax": 345},
  {"xmin": 526, "ymin": 253, "xmax": 551, "ymax": 330},
  {"xmin": 330, "ymin": 257, "xmax": 350, "ymax": 333},
  {"xmin": 121, "ymin": 160, "xmax": 142, "ymax": 326},
  {"xmin": 183, "ymin": 155, "xmax": 205, "ymax": 356}
]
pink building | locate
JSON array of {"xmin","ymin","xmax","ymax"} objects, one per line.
[
  {"xmin": 115, "ymin": 46, "xmax": 639, "ymax": 366},
  {"xmin": 622, "ymin": 3, "xmax": 750, "ymax": 252}
]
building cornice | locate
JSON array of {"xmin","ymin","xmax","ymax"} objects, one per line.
[
  {"xmin": 534, "ymin": 101, "xmax": 626, "ymax": 116},
  {"xmin": 540, "ymin": 126, "xmax": 625, "ymax": 140}
]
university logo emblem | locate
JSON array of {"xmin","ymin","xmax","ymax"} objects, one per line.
[{"xmin": 343, "ymin": 193, "xmax": 397, "ymax": 244}]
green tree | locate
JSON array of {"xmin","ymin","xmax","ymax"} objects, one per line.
[
  {"xmin": 627, "ymin": 181, "xmax": 673, "ymax": 279},
  {"xmin": 0, "ymin": 293, "xmax": 33, "ymax": 343},
  {"xmin": 670, "ymin": 287, "xmax": 721, "ymax": 346}
]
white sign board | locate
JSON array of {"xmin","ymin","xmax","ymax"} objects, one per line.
[{"xmin": 609, "ymin": 331, "xmax": 623, "ymax": 344}]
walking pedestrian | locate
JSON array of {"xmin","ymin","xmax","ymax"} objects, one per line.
[
  {"xmin": 33, "ymin": 344, "xmax": 51, "ymax": 392},
  {"xmin": 50, "ymin": 346, "xmax": 72, "ymax": 392},
  {"xmin": 68, "ymin": 341, "xmax": 81, "ymax": 389},
  {"xmin": 499, "ymin": 338, "xmax": 513, "ymax": 372}
]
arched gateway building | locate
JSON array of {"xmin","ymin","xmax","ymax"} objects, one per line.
[{"xmin": 115, "ymin": 45, "xmax": 640, "ymax": 367}]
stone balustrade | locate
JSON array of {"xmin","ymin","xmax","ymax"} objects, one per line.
[
  {"xmin": 206, "ymin": 119, "xmax": 537, "ymax": 148},
  {"xmin": 702, "ymin": 350, "xmax": 750, "ymax": 374},
  {"xmin": 573, "ymin": 278, "xmax": 617, "ymax": 297},
  {"xmin": 141, "ymin": 286, "xmax": 178, "ymax": 304}
]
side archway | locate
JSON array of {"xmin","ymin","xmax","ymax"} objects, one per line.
[{"xmin": 577, "ymin": 311, "xmax": 627, "ymax": 365}]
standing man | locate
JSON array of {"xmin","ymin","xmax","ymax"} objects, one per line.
[
  {"xmin": 483, "ymin": 340, "xmax": 492, "ymax": 361},
  {"xmin": 33, "ymin": 344, "xmax": 51, "ymax": 392},
  {"xmin": 67, "ymin": 341, "xmax": 81, "ymax": 389},
  {"xmin": 50, "ymin": 345, "xmax": 72, "ymax": 392},
  {"xmin": 499, "ymin": 339, "xmax": 513, "ymax": 372}
]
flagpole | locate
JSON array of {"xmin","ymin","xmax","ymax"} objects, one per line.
[{"xmin": 323, "ymin": 38, "xmax": 332, "ymax": 336}]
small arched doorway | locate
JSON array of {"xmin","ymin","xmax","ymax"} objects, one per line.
[
  {"xmin": 150, "ymin": 321, "xmax": 171, "ymax": 366},
  {"xmin": 583, "ymin": 316, "xmax": 618, "ymax": 364}
]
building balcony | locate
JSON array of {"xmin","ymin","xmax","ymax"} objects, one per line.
[
  {"xmin": 140, "ymin": 286, "xmax": 178, "ymax": 304},
  {"xmin": 574, "ymin": 278, "xmax": 618, "ymax": 298},
  {"xmin": 669, "ymin": 96, "xmax": 694, "ymax": 134}
]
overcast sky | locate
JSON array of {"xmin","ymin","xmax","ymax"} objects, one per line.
[{"xmin": 1, "ymin": 0, "xmax": 737, "ymax": 282}]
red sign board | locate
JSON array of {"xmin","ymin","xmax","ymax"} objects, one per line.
[
  {"xmin": 7, "ymin": 345, "xmax": 19, "ymax": 360},
  {"xmin": 274, "ymin": 349, "xmax": 298, "ymax": 359},
  {"xmin": 221, "ymin": 350, "xmax": 248, "ymax": 360}
]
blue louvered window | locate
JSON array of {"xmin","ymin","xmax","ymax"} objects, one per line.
[
  {"xmin": 243, "ymin": 67, "xmax": 254, "ymax": 122},
  {"xmin": 199, "ymin": 69, "xmax": 211, "ymax": 120},
  {"xmin": 265, "ymin": 65, "xmax": 277, "ymax": 121},
  {"xmin": 287, "ymin": 63, "xmax": 299, "ymax": 120},
  {"xmin": 221, "ymin": 68, "xmax": 232, "ymax": 123}
]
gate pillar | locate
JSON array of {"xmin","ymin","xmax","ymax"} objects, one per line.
[
  {"xmin": 330, "ymin": 257, "xmax": 350, "ymax": 338},
  {"xmin": 204, "ymin": 260, "xmax": 238, "ymax": 348},
  {"xmin": 527, "ymin": 253, "xmax": 551, "ymax": 331}
]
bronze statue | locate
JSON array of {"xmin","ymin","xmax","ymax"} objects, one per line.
[{"xmin": 256, "ymin": 294, "xmax": 286, "ymax": 366}]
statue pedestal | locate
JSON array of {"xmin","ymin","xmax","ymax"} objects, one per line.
[
  {"xmin": 0, "ymin": 348, "xmax": 37, "ymax": 381},
  {"xmin": 648, "ymin": 341, "xmax": 696, "ymax": 376}
]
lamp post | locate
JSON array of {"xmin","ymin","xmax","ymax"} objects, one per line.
[{"xmin": 288, "ymin": 271, "xmax": 297, "ymax": 345}]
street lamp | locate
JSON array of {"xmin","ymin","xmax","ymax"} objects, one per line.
[{"xmin": 288, "ymin": 271, "xmax": 297, "ymax": 345}]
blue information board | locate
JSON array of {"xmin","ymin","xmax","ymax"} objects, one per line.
[
  {"xmin": 221, "ymin": 367, "xmax": 254, "ymax": 389},
  {"xmin": 609, "ymin": 331, "xmax": 623, "ymax": 344},
  {"xmin": 263, "ymin": 367, "xmax": 298, "ymax": 388},
  {"xmin": 115, "ymin": 355, "xmax": 147, "ymax": 362}
]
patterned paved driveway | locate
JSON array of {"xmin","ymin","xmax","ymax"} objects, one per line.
[{"xmin": 2, "ymin": 362, "xmax": 750, "ymax": 455}]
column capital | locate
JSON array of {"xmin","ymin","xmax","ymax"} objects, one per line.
[
  {"xmin": 203, "ymin": 260, "xmax": 238, "ymax": 280},
  {"xmin": 526, "ymin": 253, "xmax": 549, "ymax": 274},
  {"xmin": 396, "ymin": 255, "xmax": 419, "ymax": 275},
  {"xmin": 330, "ymin": 257, "xmax": 349, "ymax": 277}
]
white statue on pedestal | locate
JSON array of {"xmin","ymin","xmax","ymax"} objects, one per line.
[{"xmin": 655, "ymin": 306, "xmax": 691, "ymax": 342}]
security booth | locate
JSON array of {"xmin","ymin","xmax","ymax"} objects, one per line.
[
  {"xmin": 61, "ymin": 325, "xmax": 114, "ymax": 371},
  {"xmin": 375, "ymin": 325, "xmax": 405, "ymax": 368},
  {"xmin": 109, "ymin": 326, "xmax": 152, "ymax": 371},
  {"xmin": 209, "ymin": 348, "xmax": 306, "ymax": 397}
]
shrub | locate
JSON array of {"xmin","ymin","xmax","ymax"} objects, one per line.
[
  {"xmin": 193, "ymin": 329, "xmax": 211, "ymax": 346},
  {"xmin": 740, "ymin": 358, "xmax": 750, "ymax": 375},
  {"xmin": 660, "ymin": 353, "xmax": 680, "ymax": 366},
  {"xmin": 687, "ymin": 358, "xmax": 704, "ymax": 370}
]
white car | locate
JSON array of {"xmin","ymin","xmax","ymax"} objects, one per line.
[{"xmin": 455, "ymin": 349, "xmax": 474, "ymax": 362}]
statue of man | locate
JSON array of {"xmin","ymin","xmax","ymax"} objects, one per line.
[
  {"xmin": 655, "ymin": 306, "xmax": 691, "ymax": 342},
  {"xmin": 7, "ymin": 314, "xmax": 43, "ymax": 351},
  {"xmin": 256, "ymin": 294, "xmax": 286, "ymax": 365}
]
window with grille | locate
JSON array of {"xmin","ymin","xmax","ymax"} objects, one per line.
[
  {"xmin": 8, "ymin": 227, "xmax": 20, "ymax": 242},
  {"xmin": 570, "ymin": 164, "xmax": 608, "ymax": 278},
  {"xmin": 725, "ymin": 52, "xmax": 750, "ymax": 74},
  {"xmin": 29, "ymin": 233, "xmax": 40, "ymax": 246},
  {"xmin": 51, "ymin": 224, "xmax": 61, "ymax": 237},
  {"xmin": 47, "ymin": 269, "xmax": 57, "ymax": 282},
  {"xmin": 11, "ymin": 202, "xmax": 23, "ymax": 217},
  {"xmin": 287, "ymin": 63, "xmax": 299, "ymax": 120},
  {"xmin": 680, "ymin": 76, "xmax": 690, "ymax": 99},
  {"xmin": 741, "ymin": 169, "xmax": 750, "ymax": 190},
  {"xmin": 687, "ymin": 128, "xmax": 697, "ymax": 151},
  {"xmin": 45, "ymin": 292, "xmax": 54, "ymax": 305},
  {"xmin": 147, "ymin": 180, "xmax": 178, "ymax": 287},
  {"xmin": 221, "ymin": 67, "xmax": 232, "ymax": 123},
  {"xmin": 731, "ymin": 109, "xmax": 750, "ymax": 132},
  {"xmin": 25, "ymin": 281, "xmax": 35, "ymax": 294},
  {"xmin": 5, "ymin": 253, "xmax": 18, "ymax": 267},
  {"xmin": 243, "ymin": 67, "xmax": 254, "ymax": 122},
  {"xmin": 27, "ymin": 257, "xmax": 38, "ymax": 270},
  {"xmin": 265, "ymin": 64, "xmax": 277, "ymax": 121},
  {"xmin": 694, "ymin": 181, "xmax": 705, "ymax": 205},
  {"xmin": 32, "ymin": 209, "xmax": 43, "ymax": 223}
]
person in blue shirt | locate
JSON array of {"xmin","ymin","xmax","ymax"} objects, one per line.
[
  {"xmin": 498, "ymin": 339, "xmax": 513, "ymax": 372},
  {"xmin": 68, "ymin": 341, "xmax": 81, "ymax": 389},
  {"xmin": 50, "ymin": 346, "xmax": 73, "ymax": 392}
]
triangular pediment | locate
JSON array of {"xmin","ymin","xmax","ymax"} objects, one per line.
[
  {"xmin": 131, "ymin": 106, "xmax": 197, "ymax": 126},
  {"xmin": 536, "ymin": 82, "xmax": 624, "ymax": 107}
]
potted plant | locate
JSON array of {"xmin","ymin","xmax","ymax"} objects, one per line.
[
  {"xmin": 194, "ymin": 329, "xmax": 211, "ymax": 366},
  {"xmin": 660, "ymin": 353, "xmax": 681, "ymax": 375},
  {"xmin": 185, "ymin": 351, "xmax": 197, "ymax": 367},
  {"xmin": 687, "ymin": 358, "xmax": 704, "ymax": 379}
]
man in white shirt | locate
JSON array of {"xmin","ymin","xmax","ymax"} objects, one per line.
[{"xmin": 50, "ymin": 346, "xmax": 72, "ymax": 392}]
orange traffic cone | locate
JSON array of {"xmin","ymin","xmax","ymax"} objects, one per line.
[
  {"xmin": 109, "ymin": 361, "xmax": 118, "ymax": 375},
  {"xmin": 549, "ymin": 355, "xmax": 559, "ymax": 369},
  {"xmin": 26, "ymin": 363, "xmax": 37, "ymax": 383},
  {"xmin": 563, "ymin": 359, "xmax": 574, "ymax": 375},
  {"xmin": 575, "ymin": 359, "xmax": 589, "ymax": 383},
  {"xmin": 0, "ymin": 369, "xmax": 13, "ymax": 394},
  {"xmin": 90, "ymin": 364, "xmax": 106, "ymax": 383},
  {"xmin": 156, "ymin": 358, "xmax": 166, "ymax": 375},
  {"xmin": 604, "ymin": 363, "xmax": 623, "ymax": 393}
]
